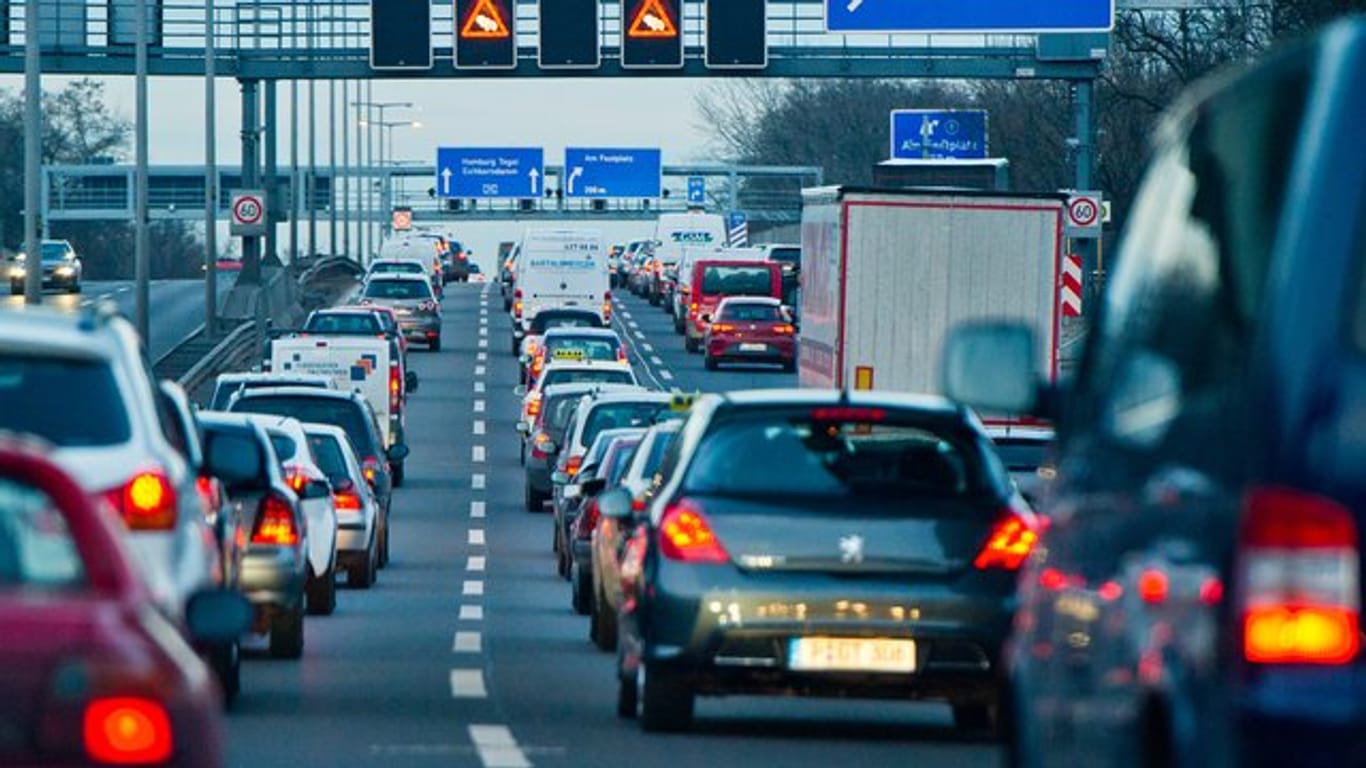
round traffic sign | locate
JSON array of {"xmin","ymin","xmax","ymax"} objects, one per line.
[
  {"xmin": 1068, "ymin": 196, "xmax": 1100, "ymax": 229},
  {"xmin": 232, "ymin": 195, "xmax": 265, "ymax": 226}
]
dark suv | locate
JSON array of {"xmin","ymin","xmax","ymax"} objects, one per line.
[{"xmin": 944, "ymin": 19, "xmax": 1366, "ymax": 767}]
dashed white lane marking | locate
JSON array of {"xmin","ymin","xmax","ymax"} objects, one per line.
[
  {"xmin": 660, "ymin": 370, "xmax": 674, "ymax": 381},
  {"xmin": 463, "ymin": 580, "xmax": 484, "ymax": 596},
  {"xmin": 474, "ymin": 420, "xmax": 486, "ymax": 436},
  {"xmin": 650, "ymin": 355, "xmax": 664, "ymax": 366},
  {"xmin": 469, "ymin": 528, "xmax": 485, "ymax": 545},
  {"xmin": 478, "ymin": 338, "xmax": 489, "ymax": 348},
  {"xmin": 475, "ymin": 381, "xmax": 486, "ymax": 393},
  {"xmin": 474, "ymin": 400, "xmax": 487, "ymax": 413},
  {"xmin": 643, "ymin": 343, "xmax": 654, "ymax": 352},
  {"xmin": 117, "ymin": 286, "xmax": 131, "ymax": 293},
  {"xmin": 467, "ymin": 555, "xmax": 486, "ymax": 572},
  {"xmin": 477, "ymin": 352, "xmax": 488, "ymax": 362},
  {"xmin": 472, "ymin": 445, "xmax": 486, "ymax": 463},
  {"xmin": 459, "ymin": 604, "xmax": 484, "ymax": 620},
  {"xmin": 99, "ymin": 293, "xmax": 114, "ymax": 301},
  {"xmin": 471, "ymin": 500, "xmax": 486, "ymax": 518},
  {"xmin": 469, "ymin": 725, "xmax": 532, "ymax": 768},
  {"xmin": 628, "ymin": 320, "xmax": 640, "ymax": 329},
  {"xmin": 453, "ymin": 631, "xmax": 482, "ymax": 653},
  {"xmin": 634, "ymin": 331, "xmax": 645, "ymax": 339},
  {"xmin": 472, "ymin": 474, "xmax": 486, "ymax": 490},
  {"xmin": 475, "ymin": 365, "xmax": 487, "ymax": 376},
  {"xmin": 479, "ymin": 327, "xmax": 488, "ymax": 337},
  {"xmin": 449, "ymin": 670, "xmax": 487, "ymax": 699}
]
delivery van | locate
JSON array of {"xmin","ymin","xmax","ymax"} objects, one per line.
[
  {"xmin": 270, "ymin": 335, "xmax": 406, "ymax": 454},
  {"xmin": 650, "ymin": 213, "xmax": 727, "ymax": 307},
  {"xmin": 511, "ymin": 228, "xmax": 610, "ymax": 350}
]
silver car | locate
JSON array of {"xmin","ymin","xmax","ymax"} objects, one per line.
[
  {"xmin": 304, "ymin": 423, "xmax": 382, "ymax": 589},
  {"xmin": 360, "ymin": 274, "xmax": 443, "ymax": 351}
]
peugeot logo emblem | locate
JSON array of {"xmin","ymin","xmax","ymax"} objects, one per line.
[{"xmin": 839, "ymin": 534, "xmax": 865, "ymax": 564}]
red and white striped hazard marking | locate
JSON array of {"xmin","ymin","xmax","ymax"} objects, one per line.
[{"xmin": 1061, "ymin": 254, "xmax": 1083, "ymax": 317}]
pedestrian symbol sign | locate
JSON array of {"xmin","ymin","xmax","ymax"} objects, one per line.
[
  {"xmin": 461, "ymin": 0, "xmax": 511, "ymax": 39},
  {"xmin": 629, "ymin": 0, "xmax": 678, "ymax": 38}
]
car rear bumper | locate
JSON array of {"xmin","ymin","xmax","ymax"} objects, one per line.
[
  {"xmin": 335, "ymin": 522, "xmax": 372, "ymax": 555},
  {"xmin": 239, "ymin": 547, "xmax": 306, "ymax": 609},
  {"xmin": 398, "ymin": 316, "xmax": 441, "ymax": 339},
  {"xmin": 707, "ymin": 338, "xmax": 796, "ymax": 361},
  {"xmin": 1234, "ymin": 667, "xmax": 1366, "ymax": 766}
]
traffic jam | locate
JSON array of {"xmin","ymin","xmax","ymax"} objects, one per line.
[{"xmin": 1, "ymin": 14, "xmax": 1365, "ymax": 768}]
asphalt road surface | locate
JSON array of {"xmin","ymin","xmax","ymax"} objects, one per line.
[
  {"xmin": 0, "ymin": 276, "xmax": 236, "ymax": 361},
  {"xmin": 224, "ymin": 282, "xmax": 1004, "ymax": 768}
]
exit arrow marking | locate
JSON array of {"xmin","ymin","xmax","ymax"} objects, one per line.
[{"xmin": 566, "ymin": 167, "xmax": 584, "ymax": 195}]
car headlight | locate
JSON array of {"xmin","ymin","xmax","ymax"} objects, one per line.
[
  {"xmin": 9, "ymin": 266, "xmax": 25, "ymax": 279},
  {"xmin": 55, "ymin": 266, "xmax": 74, "ymax": 276}
]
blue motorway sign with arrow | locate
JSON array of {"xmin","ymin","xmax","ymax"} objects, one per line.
[
  {"xmin": 687, "ymin": 177, "xmax": 706, "ymax": 206},
  {"xmin": 890, "ymin": 110, "xmax": 989, "ymax": 160},
  {"xmin": 563, "ymin": 148, "xmax": 662, "ymax": 198},
  {"xmin": 436, "ymin": 147, "xmax": 544, "ymax": 199},
  {"xmin": 827, "ymin": 0, "xmax": 1113, "ymax": 34}
]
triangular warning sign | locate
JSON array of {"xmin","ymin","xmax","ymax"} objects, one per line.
[
  {"xmin": 628, "ymin": 0, "xmax": 678, "ymax": 39},
  {"xmin": 461, "ymin": 0, "xmax": 511, "ymax": 39}
]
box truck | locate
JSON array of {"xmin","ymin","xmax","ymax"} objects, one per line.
[{"xmin": 799, "ymin": 187, "xmax": 1065, "ymax": 396}]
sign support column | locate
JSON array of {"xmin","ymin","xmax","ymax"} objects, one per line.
[
  {"xmin": 263, "ymin": 80, "xmax": 279, "ymax": 266},
  {"xmin": 23, "ymin": 0, "xmax": 42, "ymax": 305},
  {"xmin": 1072, "ymin": 78, "xmax": 1100, "ymax": 307},
  {"xmin": 134, "ymin": 0, "xmax": 150, "ymax": 343},
  {"xmin": 204, "ymin": 0, "xmax": 217, "ymax": 336},
  {"xmin": 239, "ymin": 79, "xmax": 261, "ymax": 286}
]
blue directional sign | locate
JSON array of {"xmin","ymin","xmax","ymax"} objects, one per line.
[
  {"xmin": 563, "ymin": 148, "xmax": 662, "ymax": 198},
  {"xmin": 436, "ymin": 147, "xmax": 544, "ymax": 199},
  {"xmin": 890, "ymin": 110, "xmax": 989, "ymax": 160},
  {"xmin": 687, "ymin": 177, "xmax": 706, "ymax": 206},
  {"xmin": 827, "ymin": 0, "xmax": 1113, "ymax": 34}
]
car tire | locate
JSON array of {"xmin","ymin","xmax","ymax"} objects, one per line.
[
  {"xmin": 69, "ymin": 281, "xmax": 81, "ymax": 294},
  {"xmin": 782, "ymin": 358, "xmax": 797, "ymax": 373},
  {"xmin": 685, "ymin": 336, "xmax": 699, "ymax": 354},
  {"xmin": 525, "ymin": 484, "xmax": 547, "ymax": 512},
  {"xmin": 617, "ymin": 671, "xmax": 638, "ymax": 719},
  {"xmin": 557, "ymin": 536, "xmax": 571, "ymax": 580},
  {"xmin": 511, "ymin": 337, "xmax": 521, "ymax": 355},
  {"xmin": 953, "ymin": 702, "xmax": 1005, "ymax": 737},
  {"xmin": 429, "ymin": 337, "xmax": 442, "ymax": 352},
  {"xmin": 639, "ymin": 662, "xmax": 694, "ymax": 732},
  {"xmin": 306, "ymin": 564, "xmax": 337, "ymax": 616},
  {"xmin": 571, "ymin": 561, "xmax": 593, "ymax": 615},
  {"xmin": 704, "ymin": 355, "xmax": 718, "ymax": 371},
  {"xmin": 209, "ymin": 641, "xmax": 241, "ymax": 706},
  {"xmin": 9, "ymin": 282, "xmax": 20, "ymax": 296},
  {"xmin": 592, "ymin": 581, "xmax": 618, "ymax": 652},
  {"xmin": 378, "ymin": 514, "xmax": 391, "ymax": 568},
  {"xmin": 269, "ymin": 606, "xmax": 305, "ymax": 659},
  {"xmin": 673, "ymin": 317, "xmax": 685, "ymax": 334},
  {"xmin": 348, "ymin": 542, "xmax": 377, "ymax": 589},
  {"xmin": 392, "ymin": 462, "xmax": 405, "ymax": 488}
]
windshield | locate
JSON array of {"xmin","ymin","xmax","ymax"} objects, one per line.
[
  {"xmin": 542, "ymin": 369, "xmax": 633, "ymax": 388},
  {"xmin": 581, "ymin": 403, "xmax": 668, "ymax": 448},
  {"xmin": 306, "ymin": 313, "xmax": 384, "ymax": 334},
  {"xmin": 684, "ymin": 411, "xmax": 990, "ymax": 502},
  {"xmin": 991, "ymin": 438, "xmax": 1053, "ymax": 472},
  {"xmin": 606, "ymin": 442, "xmax": 640, "ymax": 485},
  {"xmin": 543, "ymin": 393, "xmax": 585, "ymax": 435},
  {"xmin": 231, "ymin": 397, "xmax": 376, "ymax": 456},
  {"xmin": 768, "ymin": 247, "xmax": 800, "ymax": 266},
  {"xmin": 0, "ymin": 355, "xmax": 131, "ymax": 447},
  {"xmin": 268, "ymin": 433, "xmax": 298, "ymax": 463},
  {"xmin": 364, "ymin": 280, "xmax": 432, "ymax": 301},
  {"xmin": 636, "ymin": 428, "xmax": 679, "ymax": 479},
  {"xmin": 372, "ymin": 262, "xmax": 425, "ymax": 276},
  {"xmin": 40, "ymin": 243, "xmax": 71, "ymax": 262},
  {"xmin": 701, "ymin": 266, "xmax": 773, "ymax": 296},
  {"xmin": 0, "ymin": 478, "xmax": 85, "ymax": 589}
]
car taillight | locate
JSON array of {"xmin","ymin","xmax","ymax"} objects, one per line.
[
  {"xmin": 565, "ymin": 454, "xmax": 583, "ymax": 478},
  {"xmin": 659, "ymin": 499, "xmax": 729, "ymax": 563},
  {"xmin": 1137, "ymin": 568, "xmax": 1169, "ymax": 604},
  {"xmin": 334, "ymin": 490, "xmax": 362, "ymax": 511},
  {"xmin": 418, "ymin": 300, "xmax": 437, "ymax": 312},
  {"xmin": 711, "ymin": 323, "xmax": 735, "ymax": 333},
  {"xmin": 284, "ymin": 467, "xmax": 309, "ymax": 494},
  {"xmin": 514, "ymin": 300, "xmax": 524, "ymax": 318},
  {"xmin": 103, "ymin": 470, "xmax": 177, "ymax": 531},
  {"xmin": 1240, "ymin": 487, "xmax": 1360, "ymax": 665},
  {"xmin": 773, "ymin": 324, "xmax": 796, "ymax": 335},
  {"xmin": 194, "ymin": 476, "xmax": 219, "ymax": 515},
  {"xmin": 251, "ymin": 493, "xmax": 300, "ymax": 546},
  {"xmin": 83, "ymin": 697, "xmax": 174, "ymax": 765},
  {"xmin": 389, "ymin": 362, "xmax": 401, "ymax": 410},
  {"xmin": 532, "ymin": 354, "xmax": 545, "ymax": 377},
  {"xmin": 617, "ymin": 347, "xmax": 628, "ymax": 363},
  {"xmin": 531, "ymin": 431, "xmax": 554, "ymax": 459},
  {"xmin": 578, "ymin": 499, "xmax": 600, "ymax": 540},
  {"xmin": 362, "ymin": 457, "xmax": 382, "ymax": 485},
  {"xmin": 526, "ymin": 392, "xmax": 542, "ymax": 418},
  {"xmin": 973, "ymin": 512, "xmax": 1038, "ymax": 571}
]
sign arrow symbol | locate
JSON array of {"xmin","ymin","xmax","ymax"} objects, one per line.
[
  {"xmin": 441, "ymin": 168, "xmax": 453, "ymax": 196},
  {"xmin": 847, "ymin": 0, "xmax": 864, "ymax": 11},
  {"xmin": 567, "ymin": 167, "xmax": 584, "ymax": 195},
  {"xmin": 528, "ymin": 168, "xmax": 540, "ymax": 195}
]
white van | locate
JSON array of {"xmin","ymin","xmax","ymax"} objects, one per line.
[
  {"xmin": 651, "ymin": 212, "xmax": 727, "ymax": 309},
  {"xmin": 269, "ymin": 335, "xmax": 402, "ymax": 449},
  {"xmin": 671, "ymin": 245, "xmax": 766, "ymax": 332},
  {"xmin": 512, "ymin": 228, "xmax": 610, "ymax": 344}
]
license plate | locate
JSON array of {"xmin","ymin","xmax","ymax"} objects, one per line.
[
  {"xmin": 739, "ymin": 343, "xmax": 767, "ymax": 352},
  {"xmin": 788, "ymin": 637, "xmax": 916, "ymax": 673}
]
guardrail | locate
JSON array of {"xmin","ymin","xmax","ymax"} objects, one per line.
[{"xmin": 177, "ymin": 320, "xmax": 260, "ymax": 396}]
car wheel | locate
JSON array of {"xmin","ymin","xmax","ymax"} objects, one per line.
[
  {"xmin": 782, "ymin": 358, "xmax": 797, "ymax": 373},
  {"xmin": 9, "ymin": 282, "xmax": 20, "ymax": 295},
  {"xmin": 525, "ymin": 484, "xmax": 546, "ymax": 512},
  {"xmin": 616, "ymin": 645, "xmax": 638, "ymax": 719},
  {"xmin": 673, "ymin": 317, "xmax": 685, "ymax": 334},
  {"xmin": 639, "ymin": 662, "xmax": 694, "ymax": 732},
  {"xmin": 269, "ymin": 606, "xmax": 305, "ymax": 659},
  {"xmin": 511, "ymin": 337, "xmax": 521, "ymax": 355},
  {"xmin": 69, "ymin": 281, "xmax": 81, "ymax": 294},
  {"xmin": 348, "ymin": 542, "xmax": 377, "ymax": 589},
  {"xmin": 557, "ymin": 536, "xmax": 571, "ymax": 580},
  {"xmin": 429, "ymin": 337, "xmax": 442, "ymax": 352},
  {"xmin": 571, "ymin": 561, "xmax": 592, "ymax": 616},
  {"xmin": 209, "ymin": 641, "xmax": 241, "ymax": 706},
  {"xmin": 685, "ymin": 336, "xmax": 699, "ymax": 354},
  {"xmin": 392, "ymin": 462, "xmax": 405, "ymax": 488},
  {"xmin": 592, "ymin": 581, "xmax": 618, "ymax": 652},
  {"xmin": 704, "ymin": 355, "xmax": 718, "ymax": 371},
  {"xmin": 379, "ymin": 513, "xmax": 391, "ymax": 568},
  {"xmin": 953, "ymin": 702, "xmax": 1005, "ymax": 737},
  {"xmin": 306, "ymin": 564, "xmax": 337, "ymax": 616}
]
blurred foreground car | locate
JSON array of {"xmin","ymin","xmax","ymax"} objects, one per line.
[
  {"xmin": 0, "ymin": 436, "xmax": 249, "ymax": 766},
  {"xmin": 943, "ymin": 18, "xmax": 1366, "ymax": 767},
  {"xmin": 567, "ymin": 430, "xmax": 643, "ymax": 615},
  {"xmin": 611, "ymin": 391, "xmax": 1036, "ymax": 733}
]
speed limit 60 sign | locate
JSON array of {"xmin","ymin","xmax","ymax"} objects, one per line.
[
  {"xmin": 230, "ymin": 190, "xmax": 268, "ymax": 236},
  {"xmin": 1065, "ymin": 192, "xmax": 1103, "ymax": 238}
]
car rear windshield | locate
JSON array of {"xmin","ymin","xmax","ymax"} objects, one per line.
[
  {"xmin": 637, "ymin": 429, "xmax": 679, "ymax": 478},
  {"xmin": 545, "ymin": 336, "xmax": 620, "ymax": 362},
  {"xmin": 268, "ymin": 433, "xmax": 297, "ymax": 463},
  {"xmin": 530, "ymin": 313, "xmax": 603, "ymax": 334},
  {"xmin": 232, "ymin": 397, "xmax": 376, "ymax": 456},
  {"xmin": 372, "ymin": 263, "xmax": 424, "ymax": 275},
  {"xmin": 306, "ymin": 313, "xmax": 383, "ymax": 334},
  {"xmin": 364, "ymin": 280, "xmax": 431, "ymax": 301},
  {"xmin": 307, "ymin": 434, "xmax": 349, "ymax": 480},
  {"xmin": 701, "ymin": 266, "xmax": 773, "ymax": 296},
  {"xmin": 543, "ymin": 393, "xmax": 585, "ymax": 434},
  {"xmin": 582, "ymin": 403, "xmax": 668, "ymax": 448},
  {"xmin": 606, "ymin": 442, "xmax": 641, "ymax": 485},
  {"xmin": 767, "ymin": 247, "xmax": 800, "ymax": 266},
  {"xmin": 0, "ymin": 355, "xmax": 131, "ymax": 447},
  {"xmin": 0, "ymin": 478, "xmax": 85, "ymax": 589},
  {"xmin": 543, "ymin": 369, "xmax": 633, "ymax": 388},
  {"xmin": 684, "ymin": 410, "xmax": 992, "ymax": 501},
  {"xmin": 991, "ymin": 438, "xmax": 1052, "ymax": 472},
  {"xmin": 719, "ymin": 303, "xmax": 781, "ymax": 322}
]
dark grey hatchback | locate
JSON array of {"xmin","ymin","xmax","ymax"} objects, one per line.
[{"xmin": 609, "ymin": 390, "xmax": 1039, "ymax": 733}]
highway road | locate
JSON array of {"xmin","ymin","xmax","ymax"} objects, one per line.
[
  {"xmin": 0, "ymin": 276, "xmax": 236, "ymax": 361},
  {"xmin": 224, "ymin": 282, "xmax": 1003, "ymax": 767}
]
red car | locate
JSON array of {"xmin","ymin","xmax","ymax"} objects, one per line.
[
  {"xmin": 702, "ymin": 296, "xmax": 797, "ymax": 372},
  {"xmin": 0, "ymin": 437, "xmax": 248, "ymax": 767}
]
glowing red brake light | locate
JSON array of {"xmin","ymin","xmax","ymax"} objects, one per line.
[
  {"xmin": 251, "ymin": 494, "xmax": 300, "ymax": 546},
  {"xmin": 659, "ymin": 499, "xmax": 729, "ymax": 563},
  {"xmin": 772, "ymin": 324, "xmax": 796, "ymax": 335},
  {"xmin": 362, "ymin": 457, "xmax": 382, "ymax": 485},
  {"xmin": 389, "ymin": 362, "xmax": 401, "ymax": 410},
  {"xmin": 104, "ymin": 470, "xmax": 177, "ymax": 531},
  {"xmin": 565, "ymin": 454, "xmax": 583, "ymax": 478},
  {"xmin": 810, "ymin": 407, "xmax": 887, "ymax": 423},
  {"xmin": 84, "ymin": 697, "xmax": 173, "ymax": 765},
  {"xmin": 711, "ymin": 323, "xmax": 735, "ymax": 333},
  {"xmin": 1137, "ymin": 568, "xmax": 1169, "ymax": 604},
  {"xmin": 974, "ymin": 512, "xmax": 1038, "ymax": 571},
  {"xmin": 526, "ymin": 392, "xmax": 543, "ymax": 418},
  {"xmin": 334, "ymin": 490, "xmax": 362, "ymax": 511}
]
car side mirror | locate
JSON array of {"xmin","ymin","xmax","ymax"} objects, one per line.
[
  {"xmin": 405, "ymin": 371, "xmax": 419, "ymax": 393},
  {"xmin": 514, "ymin": 385, "xmax": 528, "ymax": 397},
  {"xmin": 185, "ymin": 588, "xmax": 253, "ymax": 645},
  {"xmin": 563, "ymin": 484, "xmax": 582, "ymax": 501},
  {"xmin": 542, "ymin": 440, "xmax": 558, "ymax": 455},
  {"xmin": 551, "ymin": 471, "xmax": 571, "ymax": 485},
  {"xmin": 387, "ymin": 443, "xmax": 411, "ymax": 462},
  {"xmin": 597, "ymin": 488, "xmax": 632, "ymax": 520},
  {"xmin": 581, "ymin": 477, "xmax": 607, "ymax": 497},
  {"xmin": 941, "ymin": 322, "xmax": 1042, "ymax": 416},
  {"xmin": 516, "ymin": 422, "xmax": 531, "ymax": 435}
]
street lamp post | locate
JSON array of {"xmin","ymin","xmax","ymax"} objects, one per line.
[{"xmin": 353, "ymin": 101, "xmax": 418, "ymax": 239}]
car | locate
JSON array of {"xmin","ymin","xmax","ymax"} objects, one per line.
[
  {"xmin": 608, "ymin": 390, "xmax": 1038, "ymax": 733},
  {"xmin": 608, "ymin": 244, "xmax": 626, "ymax": 288},
  {"xmin": 941, "ymin": 19, "xmax": 1366, "ymax": 767},
  {"xmin": 521, "ymin": 382, "xmax": 632, "ymax": 511},
  {"xmin": 524, "ymin": 326, "xmax": 628, "ymax": 387},
  {"xmin": 516, "ymin": 360, "xmax": 640, "ymax": 435},
  {"xmin": 703, "ymin": 296, "xmax": 798, "ymax": 371},
  {"xmin": 510, "ymin": 230, "xmax": 612, "ymax": 354},
  {"xmin": 227, "ymin": 387, "xmax": 403, "ymax": 568},
  {"xmin": 590, "ymin": 420, "xmax": 683, "ymax": 652},
  {"xmin": 0, "ymin": 306, "xmax": 222, "ymax": 623},
  {"xmin": 566, "ymin": 430, "xmax": 644, "ymax": 615},
  {"xmin": 0, "ymin": 436, "xmax": 249, "ymax": 767},
  {"xmin": 364, "ymin": 257, "xmax": 429, "ymax": 282},
  {"xmin": 985, "ymin": 425, "xmax": 1055, "ymax": 508},
  {"xmin": 305, "ymin": 423, "xmax": 381, "ymax": 589},
  {"xmin": 499, "ymin": 242, "xmax": 520, "ymax": 310},
  {"xmin": 247, "ymin": 415, "xmax": 339, "ymax": 617},
  {"xmin": 209, "ymin": 372, "xmax": 334, "ymax": 412},
  {"xmin": 515, "ymin": 307, "xmax": 607, "ymax": 360},
  {"xmin": 8, "ymin": 239, "xmax": 83, "ymax": 294},
  {"xmin": 467, "ymin": 262, "xmax": 484, "ymax": 282},
  {"xmin": 376, "ymin": 237, "xmax": 445, "ymax": 294},
  {"xmin": 359, "ymin": 274, "xmax": 443, "ymax": 351},
  {"xmin": 197, "ymin": 412, "xmax": 311, "ymax": 659}
]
